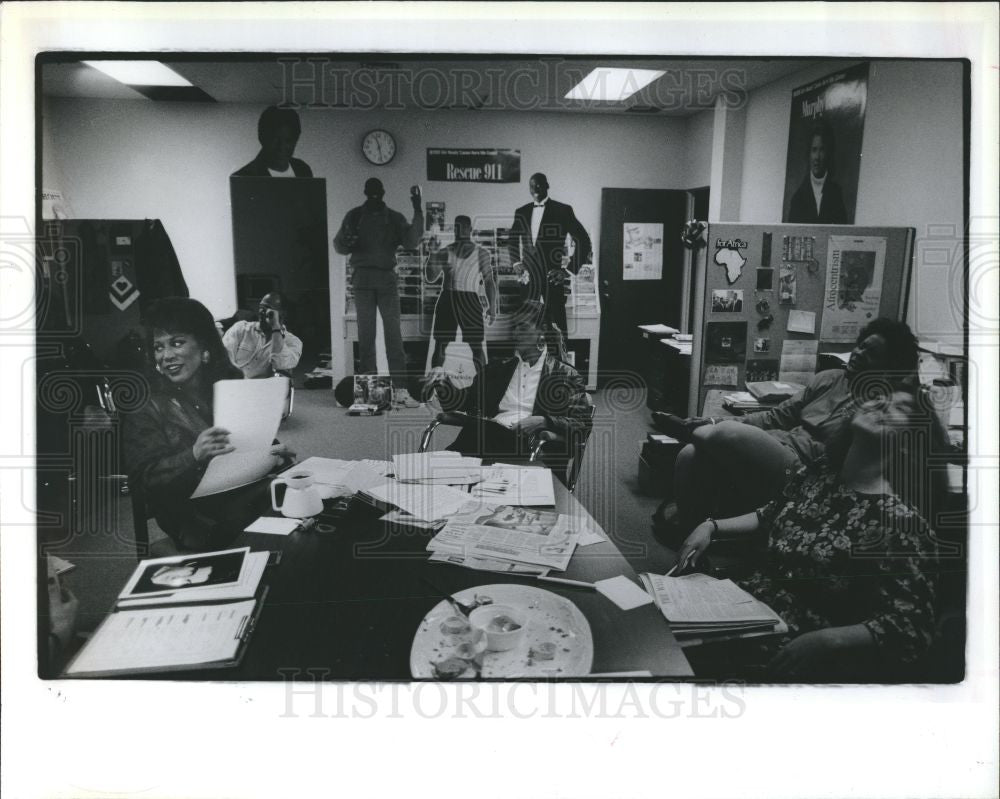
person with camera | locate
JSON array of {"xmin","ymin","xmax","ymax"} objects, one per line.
[{"xmin": 222, "ymin": 291, "xmax": 303, "ymax": 379}]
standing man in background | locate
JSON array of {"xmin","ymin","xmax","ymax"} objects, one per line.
[
  {"xmin": 334, "ymin": 178, "xmax": 423, "ymax": 407},
  {"xmin": 232, "ymin": 106, "xmax": 313, "ymax": 178},
  {"xmin": 223, "ymin": 291, "xmax": 303, "ymax": 378},
  {"xmin": 509, "ymin": 172, "xmax": 592, "ymax": 334}
]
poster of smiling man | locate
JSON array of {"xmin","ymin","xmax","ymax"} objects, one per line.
[{"xmin": 782, "ymin": 62, "xmax": 869, "ymax": 224}]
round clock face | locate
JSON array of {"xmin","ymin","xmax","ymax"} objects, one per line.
[{"xmin": 362, "ymin": 129, "xmax": 396, "ymax": 165}]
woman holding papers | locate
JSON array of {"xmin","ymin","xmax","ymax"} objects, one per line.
[
  {"xmin": 674, "ymin": 389, "xmax": 938, "ymax": 680},
  {"xmin": 125, "ymin": 298, "xmax": 291, "ymax": 551},
  {"xmin": 655, "ymin": 318, "xmax": 922, "ymax": 538}
]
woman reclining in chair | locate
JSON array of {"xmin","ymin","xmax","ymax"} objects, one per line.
[
  {"xmin": 428, "ymin": 300, "xmax": 592, "ymax": 475},
  {"xmin": 674, "ymin": 388, "xmax": 939, "ymax": 681},
  {"xmin": 124, "ymin": 297, "xmax": 293, "ymax": 551},
  {"xmin": 655, "ymin": 318, "xmax": 923, "ymax": 538}
]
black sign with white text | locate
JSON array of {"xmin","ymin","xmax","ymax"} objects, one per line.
[{"xmin": 426, "ymin": 148, "xmax": 520, "ymax": 183}]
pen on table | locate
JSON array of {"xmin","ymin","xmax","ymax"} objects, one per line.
[
  {"xmin": 537, "ymin": 575, "xmax": 595, "ymax": 589},
  {"xmin": 666, "ymin": 552, "xmax": 696, "ymax": 577}
]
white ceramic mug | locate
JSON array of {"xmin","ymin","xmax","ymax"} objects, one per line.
[{"xmin": 270, "ymin": 471, "xmax": 324, "ymax": 519}]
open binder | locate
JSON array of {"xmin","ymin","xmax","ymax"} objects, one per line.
[{"xmin": 65, "ymin": 548, "xmax": 269, "ymax": 677}]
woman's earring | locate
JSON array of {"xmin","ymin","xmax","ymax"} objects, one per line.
[{"xmin": 202, "ymin": 352, "xmax": 210, "ymax": 363}]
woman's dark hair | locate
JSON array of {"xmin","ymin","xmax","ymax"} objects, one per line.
[
  {"xmin": 857, "ymin": 317, "xmax": 920, "ymax": 375},
  {"xmin": 257, "ymin": 106, "xmax": 301, "ymax": 144},
  {"xmin": 144, "ymin": 297, "xmax": 240, "ymax": 387}
]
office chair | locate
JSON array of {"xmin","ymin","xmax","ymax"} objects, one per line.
[
  {"xmin": 418, "ymin": 400, "xmax": 596, "ymax": 493},
  {"xmin": 129, "ymin": 479, "xmax": 151, "ymax": 561}
]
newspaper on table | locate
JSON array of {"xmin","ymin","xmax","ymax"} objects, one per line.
[
  {"xmin": 428, "ymin": 551, "xmax": 548, "ymax": 576},
  {"xmin": 427, "ymin": 506, "xmax": 580, "ymax": 571}
]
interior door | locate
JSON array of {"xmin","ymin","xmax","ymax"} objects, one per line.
[{"xmin": 597, "ymin": 188, "xmax": 689, "ymax": 386}]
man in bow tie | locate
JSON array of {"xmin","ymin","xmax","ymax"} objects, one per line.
[{"xmin": 509, "ymin": 172, "xmax": 592, "ymax": 334}]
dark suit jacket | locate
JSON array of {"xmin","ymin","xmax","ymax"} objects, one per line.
[
  {"xmin": 232, "ymin": 152, "xmax": 314, "ymax": 178},
  {"xmin": 442, "ymin": 353, "xmax": 592, "ymax": 442},
  {"xmin": 787, "ymin": 175, "xmax": 848, "ymax": 224},
  {"xmin": 508, "ymin": 198, "xmax": 592, "ymax": 305}
]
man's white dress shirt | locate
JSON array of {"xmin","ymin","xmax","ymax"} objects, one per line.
[
  {"xmin": 530, "ymin": 198, "xmax": 547, "ymax": 245},
  {"xmin": 493, "ymin": 347, "xmax": 546, "ymax": 429},
  {"xmin": 222, "ymin": 320, "xmax": 303, "ymax": 378}
]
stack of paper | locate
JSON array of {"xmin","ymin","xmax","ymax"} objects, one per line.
[
  {"xmin": 639, "ymin": 572, "xmax": 786, "ymax": 639},
  {"xmin": 427, "ymin": 507, "xmax": 580, "ymax": 571},
  {"xmin": 468, "ymin": 465, "xmax": 556, "ymax": 506},
  {"xmin": 358, "ymin": 481, "xmax": 474, "ymax": 522},
  {"xmin": 295, "ymin": 456, "xmax": 392, "ymax": 496},
  {"xmin": 745, "ymin": 380, "xmax": 804, "ymax": 403},
  {"xmin": 638, "ymin": 323, "xmax": 680, "ymax": 337},
  {"xmin": 392, "ymin": 451, "xmax": 483, "ymax": 485},
  {"xmin": 722, "ymin": 391, "xmax": 766, "ymax": 413}
]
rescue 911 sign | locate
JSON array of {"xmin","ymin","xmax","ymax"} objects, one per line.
[{"xmin": 426, "ymin": 148, "xmax": 521, "ymax": 183}]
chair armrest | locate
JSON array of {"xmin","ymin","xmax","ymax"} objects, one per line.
[{"xmin": 436, "ymin": 411, "xmax": 476, "ymax": 428}]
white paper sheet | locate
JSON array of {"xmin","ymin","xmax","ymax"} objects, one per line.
[
  {"xmin": 786, "ymin": 309, "xmax": 816, "ymax": 334},
  {"xmin": 364, "ymin": 481, "xmax": 473, "ymax": 522},
  {"xmin": 594, "ymin": 576, "xmax": 654, "ymax": 610},
  {"xmin": 469, "ymin": 466, "xmax": 556, "ymax": 506},
  {"xmin": 779, "ymin": 339, "xmax": 819, "ymax": 385},
  {"xmin": 393, "ymin": 451, "xmax": 482, "ymax": 483},
  {"xmin": 191, "ymin": 378, "xmax": 288, "ymax": 498},
  {"xmin": 244, "ymin": 517, "xmax": 300, "ymax": 535}
]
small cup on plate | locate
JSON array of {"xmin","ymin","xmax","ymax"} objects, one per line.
[{"xmin": 469, "ymin": 604, "xmax": 526, "ymax": 652}]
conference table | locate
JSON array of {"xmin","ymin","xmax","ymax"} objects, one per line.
[{"xmin": 198, "ymin": 473, "xmax": 694, "ymax": 681}]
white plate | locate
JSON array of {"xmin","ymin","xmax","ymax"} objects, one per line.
[{"xmin": 410, "ymin": 583, "xmax": 594, "ymax": 679}]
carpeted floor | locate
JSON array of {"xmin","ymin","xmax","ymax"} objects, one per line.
[{"xmin": 51, "ymin": 384, "xmax": 676, "ymax": 635}]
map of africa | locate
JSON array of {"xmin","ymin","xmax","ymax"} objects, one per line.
[{"xmin": 714, "ymin": 247, "xmax": 746, "ymax": 284}]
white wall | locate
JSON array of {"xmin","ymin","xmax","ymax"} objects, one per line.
[
  {"xmin": 681, "ymin": 109, "xmax": 714, "ymax": 189},
  {"xmin": 737, "ymin": 60, "xmax": 966, "ymax": 344},
  {"xmin": 43, "ymin": 98, "xmax": 691, "ymax": 320}
]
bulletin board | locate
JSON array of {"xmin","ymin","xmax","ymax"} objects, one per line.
[{"xmin": 690, "ymin": 223, "xmax": 914, "ymax": 414}]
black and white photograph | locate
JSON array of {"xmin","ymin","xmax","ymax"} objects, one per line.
[
  {"xmin": 711, "ymin": 289, "xmax": 744, "ymax": 313},
  {"xmin": 2, "ymin": 4, "xmax": 997, "ymax": 799}
]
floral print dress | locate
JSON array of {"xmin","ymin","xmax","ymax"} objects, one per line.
[{"xmin": 740, "ymin": 465, "xmax": 938, "ymax": 664}]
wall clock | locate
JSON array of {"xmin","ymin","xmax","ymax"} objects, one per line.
[{"xmin": 362, "ymin": 129, "xmax": 396, "ymax": 165}]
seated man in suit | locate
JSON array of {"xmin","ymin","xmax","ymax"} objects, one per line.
[{"xmin": 431, "ymin": 301, "xmax": 592, "ymax": 469}]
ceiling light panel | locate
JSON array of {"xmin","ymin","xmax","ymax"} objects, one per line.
[
  {"xmin": 83, "ymin": 61, "xmax": 192, "ymax": 87},
  {"xmin": 565, "ymin": 68, "xmax": 666, "ymax": 102}
]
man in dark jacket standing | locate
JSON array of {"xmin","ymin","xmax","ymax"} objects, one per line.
[
  {"xmin": 232, "ymin": 106, "xmax": 313, "ymax": 177},
  {"xmin": 334, "ymin": 178, "xmax": 423, "ymax": 406},
  {"xmin": 509, "ymin": 173, "xmax": 592, "ymax": 335}
]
